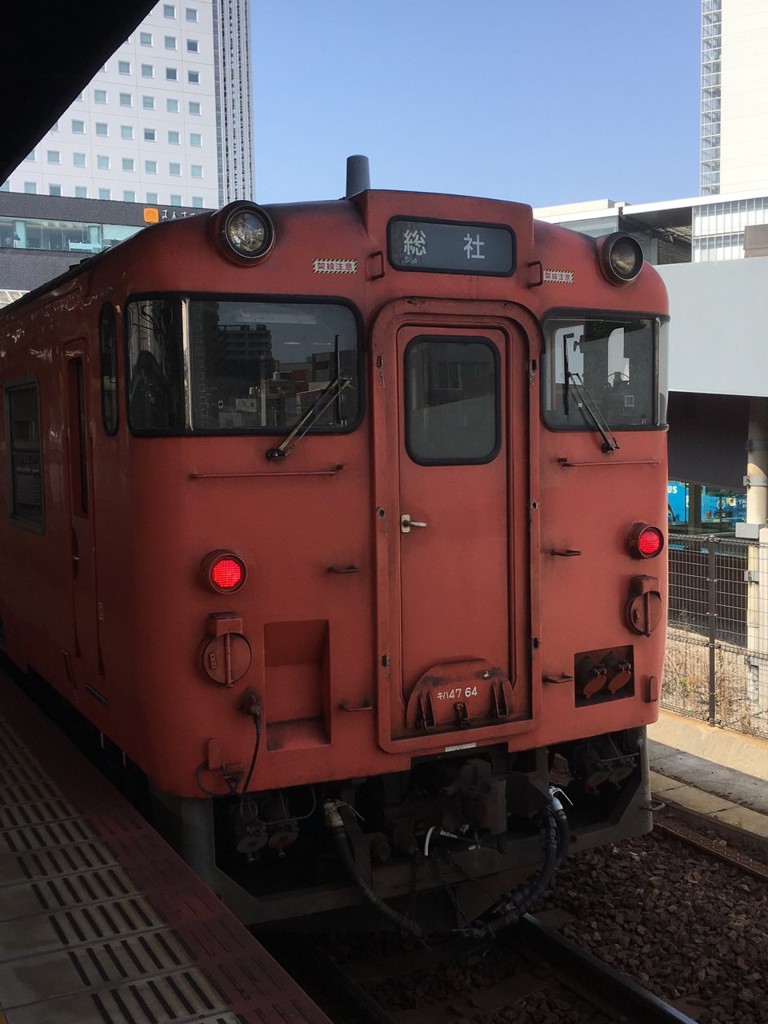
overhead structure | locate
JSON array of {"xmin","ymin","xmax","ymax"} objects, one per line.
[{"xmin": 1, "ymin": 0, "xmax": 156, "ymax": 186}]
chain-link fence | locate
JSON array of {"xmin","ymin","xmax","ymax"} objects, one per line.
[{"xmin": 663, "ymin": 532, "xmax": 768, "ymax": 739}]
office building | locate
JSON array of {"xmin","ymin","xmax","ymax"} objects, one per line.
[
  {"xmin": 701, "ymin": 0, "xmax": 768, "ymax": 195},
  {"xmin": 1, "ymin": 0, "xmax": 254, "ymax": 209}
]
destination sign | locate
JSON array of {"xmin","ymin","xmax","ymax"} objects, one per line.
[{"xmin": 388, "ymin": 217, "xmax": 515, "ymax": 276}]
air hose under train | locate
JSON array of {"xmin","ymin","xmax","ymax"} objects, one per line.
[
  {"xmin": 324, "ymin": 799, "xmax": 427, "ymax": 940},
  {"xmin": 324, "ymin": 786, "xmax": 570, "ymax": 940},
  {"xmin": 461, "ymin": 786, "xmax": 571, "ymax": 940}
]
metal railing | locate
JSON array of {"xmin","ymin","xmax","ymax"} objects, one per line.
[{"xmin": 663, "ymin": 532, "xmax": 768, "ymax": 739}]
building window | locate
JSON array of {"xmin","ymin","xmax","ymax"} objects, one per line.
[
  {"xmin": 24, "ymin": 182, "xmax": 37, "ymax": 194},
  {"xmin": 71, "ymin": 119, "xmax": 85, "ymax": 134},
  {"xmin": 47, "ymin": 150, "xmax": 61, "ymax": 164},
  {"xmin": 168, "ymin": 130, "xmax": 180, "ymax": 145},
  {"xmin": 73, "ymin": 153, "xmax": 86, "ymax": 167},
  {"xmin": 163, "ymin": 3, "xmax": 176, "ymax": 16},
  {"xmin": 166, "ymin": 67, "xmax": 178, "ymax": 81},
  {"xmin": 188, "ymin": 101, "xmax": 201, "ymax": 115},
  {"xmin": 165, "ymin": 35, "xmax": 177, "ymax": 49},
  {"xmin": 94, "ymin": 89, "xmax": 107, "ymax": 103},
  {"xmin": 121, "ymin": 125, "xmax": 134, "ymax": 140},
  {"xmin": 124, "ymin": 190, "xmax": 136, "ymax": 203},
  {"xmin": 169, "ymin": 162, "xmax": 181, "ymax": 176},
  {"xmin": 118, "ymin": 60, "xmax": 131, "ymax": 74},
  {"xmin": 145, "ymin": 160, "xmax": 158, "ymax": 174},
  {"xmin": 119, "ymin": 93, "xmax": 133, "ymax": 107},
  {"xmin": 49, "ymin": 185, "xmax": 62, "ymax": 197},
  {"xmin": 97, "ymin": 155, "xmax": 110, "ymax": 171},
  {"xmin": 6, "ymin": 383, "xmax": 44, "ymax": 529},
  {"xmin": 142, "ymin": 95, "xmax": 155, "ymax": 110},
  {"xmin": 122, "ymin": 158, "xmax": 135, "ymax": 172},
  {"xmin": 98, "ymin": 188, "xmax": 111, "ymax": 200},
  {"xmin": 144, "ymin": 128, "xmax": 156, "ymax": 142},
  {"xmin": 146, "ymin": 192, "xmax": 158, "ymax": 204},
  {"xmin": 190, "ymin": 164, "xmax": 203, "ymax": 179},
  {"xmin": 170, "ymin": 194, "xmax": 182, "ymax": 206},
  {"xmin": 192, "ymin": 196, "xmax": 203, "ymax": 208},
  {"xmin": 167, "ymin": 98, "xmax": 179, "ymax": 113},
  {"xmin": 190, "ymin": 133, "xmax": 202, "ymax": 147},
  {"xmin": 141, "ymin": 64, "xmax": 154, "ymax": 78},
  {"xmin": 24, "ymin": 150, "xmax": 36, "ymax": 162},
  {"xmin": 187, "ymin": 39, "xmax": 199, "ymax": 52},
  {"xmin": 75, "ymin": 186, "xmax": 87, "ymax": 198},
  {"xmin": 95, "ymin": 123, "xmax": 108, "ymax": 137},
  {"xmin": 186, "ymin": 7, "xmax": 197, "ymax": 21},
  {"xmin": 140, "ymin": 31, "xmax": 152, "ymax": 45},
  {"xmin": 187, "ymin": 70, "xmax": 199, "ymax": 84}
]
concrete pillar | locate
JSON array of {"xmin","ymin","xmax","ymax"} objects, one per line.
[
  {"xmin": 745, "ymin": 399, "xmax": 768, "ymax": 710},
  {"xmin": 746, "ymin": 397, "xmax": 768, "ymax": 526}
]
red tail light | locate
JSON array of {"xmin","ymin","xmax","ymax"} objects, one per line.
[
  {"xmin": 628, "ymin": 523, "xmax": 664, "ymax": 559},
  {"xmin": 200, "ymin": 550, "xmax": 247, "ymax": 593}
]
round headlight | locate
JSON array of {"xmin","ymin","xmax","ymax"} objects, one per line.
[
  {"xmin": 598, "ymin": 233, "xmax": 643, "ymax": 284},
  {"xmin": 215, "ymin": 202, "xmax": 274, "ymax": 262}
]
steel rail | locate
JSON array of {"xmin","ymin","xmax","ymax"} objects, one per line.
[{"xmin": 512, "ymin": 913, "xmax": 699, "ymax": 1024}]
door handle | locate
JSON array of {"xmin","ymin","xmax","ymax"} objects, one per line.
[{"xmin": 401, "ymin": 513, "xmax": 428, "ymax": 534}]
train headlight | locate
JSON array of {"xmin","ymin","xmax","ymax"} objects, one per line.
[
  {"xmin": 597, "ymin": 233, "xmax": 643, "ymax": 284},
  {"xmin": 627, "ymin": 523, "xmax": 664, "ymax": 559},
  {"xmin": 214, "ymin": 202, "xmax": 274, "ymax": 263},
  {"xmin": 200, "ymin": 550, "xmax": 248, "ymax": 593}
]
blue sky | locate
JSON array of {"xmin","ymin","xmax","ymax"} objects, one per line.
[{"xmin": 251, "ymin": 1, "xmax": 701, "ymax": 208}]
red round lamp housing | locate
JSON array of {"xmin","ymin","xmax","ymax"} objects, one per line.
[
  {"xmin": 200, "ymin": 550, "xmax": 247, "ymax": 593},
  {"xmin": 627, "ymin": 523, "xmax": 664, "ymax": 560}
]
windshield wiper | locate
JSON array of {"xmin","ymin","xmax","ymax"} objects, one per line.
[
  {"xmin": 567, "ymin": 372, "xmax": 620, "ymax": 453},
  {"xmin": 266, "ymin": 374, "xmax": 352, "ymax": 460}
]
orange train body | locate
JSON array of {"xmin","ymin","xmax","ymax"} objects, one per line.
[{"xmin": 0, "ymin": 182, "xmax": 668, "ymax": 928}]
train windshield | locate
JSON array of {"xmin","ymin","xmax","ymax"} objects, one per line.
[
  {"xmin": 126, "ymin": 298, "xmax": 359, "ymax": 434},
  {"xmin": 541, "ymin": 315, "xmax": 662, "ymax": 431}
]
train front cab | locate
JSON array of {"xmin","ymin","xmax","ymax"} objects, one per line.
[
  {"xmin": 150, "ymin": 287, "xmax": 666, "ymax": 932},
  {"xmin": 0, "ymin": 192, "xmax": 668, "ymax": 934}
]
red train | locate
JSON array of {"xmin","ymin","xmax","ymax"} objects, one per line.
[{"xmin": 0, "ymin": 160, "xmax": 668, "ymax": 934}]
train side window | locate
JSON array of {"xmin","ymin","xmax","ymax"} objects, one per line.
[
  {"xmin": 99, "ymin": 303, "xmax": 119, "ymax": 435},
  {"xmin": 404, "ymin": 337, "xmax": 500, "ymax": 464},
  {"xmin": 126, "ymin": 299, "xmax": 185, "ymax": 433},
  {"xmin": 542, "ymin": 315, "xmax": 661, "ymax": 431},
  {"xmin": 5, "ymin": 382, "xmax": 44, "ymax": 529}
]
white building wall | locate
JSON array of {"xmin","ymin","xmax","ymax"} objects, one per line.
[
  {"xmin": 658, "ymin": 257, "xmax": 768, "ymax": 396},
  {"xmin": 2, "ymin": 0, "xmax": 252, "ymax": 208},
  {"xmin": 717, "ymin": 0, "xmax": 768, "ymax": 194}
]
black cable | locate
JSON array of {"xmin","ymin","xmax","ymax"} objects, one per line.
[{"xmin": 239, "ymin": 710, "xmax": 262, "ymax": 804}]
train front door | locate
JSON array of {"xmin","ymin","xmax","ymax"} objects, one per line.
[
  {"xmin": 64, "ymin": 341, "xmax": 102, "ymax": 700},
  {"xmin": 373, "ymin": 307, "xmax": 531, "ymax": 746}
]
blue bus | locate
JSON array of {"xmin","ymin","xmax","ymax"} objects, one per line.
[{"xmin": 668, "ymin": 481, "xmax": 746, "ymax": 530}]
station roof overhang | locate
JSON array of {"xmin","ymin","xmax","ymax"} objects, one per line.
[{"xmin": 1, "ymin": 0, "xmax": 156, "ymax": 186}]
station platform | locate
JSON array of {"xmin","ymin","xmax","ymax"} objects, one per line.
[
  {"xmin": 649, "ymin": 710, "xmax": 768, "ymax": 842},
  {"xmin": 0, "ymin": 670, "xmax": 333, "ymax": 1024}
]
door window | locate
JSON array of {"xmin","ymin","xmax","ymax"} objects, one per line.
[
  {"xmin": 6, "ymin": 382, "xmax": 43, "ymax": 528},
  {"xmin": 404, "ymin": 336, "xmax": 500, "ymax": 464}
]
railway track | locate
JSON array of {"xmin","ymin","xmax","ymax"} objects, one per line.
[
  {"xmin": 266, "ymin": 915, "xmax": 699, "ymax": 1024},
  {"xmin": 652, "ymin": 801, "xmax": 768, "ymax": 882}
]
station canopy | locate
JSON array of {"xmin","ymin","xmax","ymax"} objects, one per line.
[{"xmin": 1, "ymin": 1, "xmax": 156, "ymax": 185}]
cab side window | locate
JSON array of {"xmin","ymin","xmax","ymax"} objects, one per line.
[{"xmin": 99, "ymin": 303, "xmax": 119, "ymax": 435}]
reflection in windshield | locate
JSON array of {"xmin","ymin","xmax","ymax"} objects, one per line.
[
  {"xmin": 543, "ymin": 316, "xmax": 658, "ymax": 431},
  {"xmin": 126, "ymin": 298, "xmax": 359, "ymax": 434}
]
